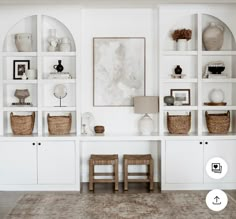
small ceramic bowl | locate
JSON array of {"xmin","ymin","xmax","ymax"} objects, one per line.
[{"xmin": 94, "ymin": 126, "xmax": 105, "ymax": 134}]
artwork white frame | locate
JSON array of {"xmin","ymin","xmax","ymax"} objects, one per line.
[{"xmin": 93, "ymin": 37, "xmax": 146, "ymax": 106}]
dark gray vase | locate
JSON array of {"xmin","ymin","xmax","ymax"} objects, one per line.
[{"xmin": 164, "ymin": 96, "xmax": 174, "ymax": 106}]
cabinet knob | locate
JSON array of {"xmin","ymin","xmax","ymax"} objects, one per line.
[
  {"xmin": 38, "ymin": 142, "xmax": 41, "ymax": 146},
  {"xmin": 199, "ymin": 142, "xmax": 203, "ymax": 144},
  {"xmin": 205, "ymin": 142, "xmax": 208, "ymax": 145},
  {"xmin": 32, "ymin": 142, "xmax": 35, "ymax": 146}
]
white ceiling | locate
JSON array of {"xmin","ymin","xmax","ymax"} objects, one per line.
[{"xmin": 0, "ymin": 0, "xmax": 236, "ymax": 6}]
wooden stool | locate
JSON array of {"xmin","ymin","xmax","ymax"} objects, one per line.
[
  {"xmin": 123, "ymin": 154, "xmax": 154, "ymax": 191},
  {"xmin": 89, "ymin": 154, "xmax": 119, "ymax": 191}
]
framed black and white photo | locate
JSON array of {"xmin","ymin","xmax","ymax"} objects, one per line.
[
  {"xmin": 13, "ymin": 60, "xmax": 30, "ymax": 80},
  {"xmin": 170, "ymin": 89, "xmax": 191, "ymax": 105},
  {"xmin": 93, "ymin": 37, "xmax": 146, "ymax": 106}
]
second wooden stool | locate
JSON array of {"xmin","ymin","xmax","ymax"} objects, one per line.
[
  {"xmin": 89, "ymin": 154, "xmax": 119, "ymax": 191},
  {"xmin": 123, "ymin": 154, "xmax": 154, "ymax": 191}
]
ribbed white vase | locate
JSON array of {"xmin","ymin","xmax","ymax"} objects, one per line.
[{"xmin": 177, "ymin": 39, "xmax": 188, "ymax": 51}]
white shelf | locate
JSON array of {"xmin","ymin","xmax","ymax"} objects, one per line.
[
  {"xmin": 202, "ymin": 78, "xmax": 236, "ymax": 83},
  {"xmin": 80, "ymin": 133, "xmax": 160, "ymax": 141},
  {"xmin": 202, "ymin": 51, "xmax": 236, "ymax": 56},
  {"xmin": 3, "ymin": 107, "xmax": 38, "ymax": 112},
  {"xmin": 201, "ymin": 132, "xmax": 236, "ymax": 139},
  {"xmin": 162, "ymin": 51, "xmax": 197, "ymax": 56},
  {"xmin": 2, "ymin": 52, "xmax": 37, "ymax": 57},
  {"xmin": 202, "ymin": 106, "xmax": 236, "ymax": 110},
  {"xmin": 3, "ymin": 80, "xmax": 37, "ymax": 84},
  {"xmin": 41, "ymin": 107, "xmax": 76, "ymax": 111},
  {"xmin": 163, "ymin": 106, "xmax": 198, "ymax": 111},
  {"xmin": 161, "ymin": 78, "xmax": 197, "ymax": 83},
  {"xmin": 163, "ymin": 132, "xmax": 198, "ymax": 139},
  {"xmin": 40, "ymin": 52, "xmax": 76, "ymax": 57},
  {"xmin": 40, "ymin": 79, "xmax": 76, "ymax": 84},
  {"xmin": 42, "ymin": 133, "xmax": 77, "ymax": 139},
  {"xmin": 2, "ymin": 133, "xmax": 39, "ymax": 138}
]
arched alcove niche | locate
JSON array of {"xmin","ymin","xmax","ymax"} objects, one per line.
[
  {"xmin": 3, "ymin": 15, "xmax": 37, "ymax": 52},
  {"xmin": 164, "ymin": 14, "xmax": 198, "ymax": 51},
  {"xmin": 3, "ymin": 15, "xmax": 76, "ymax": 52},
  {"xmin": 202, "ymin": 14, "xmax": 236, "ymax": 51},
  {"xmin": 42, "ymin": 15, "xmax": 76, "ymax": 52}
]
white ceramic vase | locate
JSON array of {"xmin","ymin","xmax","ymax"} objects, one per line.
[
  {"xmin": 203, "ymin": 22, "xmax": 224, "ymax": 51},
  {"xmin": 47, "ymin": 29, "xmax": 58, "ymax": 52},
  {"xmin": 209, "ymin": 89, "xmax": 225, "ymax": 103},
  {"xmin": 15, "ymin": 33, "xmax": 32, "ymax": 52},
  {"xmin": 59, "ymin": 43, "xmax": 71, "ymax": 52},
  {"xmin": 177, "ymin": 39, "xmax": 188, "ymax": 51},
  {"xmin": 59, "ymin": 37, "xmax": 71, "ymax": 52},
  {"xmin": 26, "ymin": 69, "xmax": 37, "ymax": 80}
]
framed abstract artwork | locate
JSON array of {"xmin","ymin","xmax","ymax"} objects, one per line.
[{"xmin": 93, "ymin": 37, "xmax": 146, "ymax": 106}]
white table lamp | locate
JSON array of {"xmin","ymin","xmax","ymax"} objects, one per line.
[{"xmin": 134, "ymin": 96, "xmax": 159, "ymax": 135}]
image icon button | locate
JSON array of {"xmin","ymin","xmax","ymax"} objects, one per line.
[{"xmin": 206, "ymin": 157, "xmax": 228, "ymax": 180}]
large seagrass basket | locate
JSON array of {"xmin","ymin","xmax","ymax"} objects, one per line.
[
  {"xmin": 10, "ymin": 112, "xmax": 35, "ymax": 135},
  {"xmin": 47, "ymin": 113, "xmax": 72, "ymax": 135},
  {"xmin": 205, "ymin": 111, "xmax": 230, "ymax": 134},
  {"xmin": 167, "ymin": 112, "xmax": 191, "ymax": 134}
]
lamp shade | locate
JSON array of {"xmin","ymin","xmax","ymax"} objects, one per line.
[{"xmin": 134, "ymin": 96, "xmax": 158, "ymax": 114}]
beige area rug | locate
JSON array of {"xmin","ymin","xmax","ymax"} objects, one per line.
[{"xmin": 7, "ymin": 192, "xmax": 236, "ymax": 219}]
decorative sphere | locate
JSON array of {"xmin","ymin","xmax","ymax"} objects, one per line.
[{"xmin": 209, "ymin": 89, "xmax": 224, "ymax": 103}]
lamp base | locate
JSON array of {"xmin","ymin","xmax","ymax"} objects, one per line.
[{"xmin": 139, "ymin": 113, "xmax": 154, "ymax": 135}]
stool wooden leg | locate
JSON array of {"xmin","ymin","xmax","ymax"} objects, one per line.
[
  {"xmin": 114, "ymin": 159, "xmax": 119, "ymax": 191},
  {"xmin": 89, "ymin": 159, "xmax": 94, "ymax": 191},
  {"xmin": 149, "ymin": 160, "xmax": 154, "ymax": 191},
  {"xmin": 124, "ymin": 159, "xmax": 128, "ymax": 191}
]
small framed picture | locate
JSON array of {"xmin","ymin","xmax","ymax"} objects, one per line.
[
  {"xmin": 170, "ymin": 89, "xmax": 191, "ymax": 105},
  {"xmin": 13, "ymin": 60, "xmax": 30, "ymax": 80}
]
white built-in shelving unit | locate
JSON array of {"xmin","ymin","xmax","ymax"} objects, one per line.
[
  {"xmin": 159, "ymin": 7, "xmax": 236, "ymax": 137},
  {"xmin": 159, "ymin": 5, "xmax": 236, "ymax": 190},
  {"xmin": 0, "ymin": 5, "xmax": 236, "ymax": 191},
  {"xmin": 0, "ymin": 15, "xmax": 79, "ymax": 137}
]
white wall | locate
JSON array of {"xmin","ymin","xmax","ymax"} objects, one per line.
[
  {"xmin": 81, "ymin": 8, "xmax": 158, "ymax": 134},
  {"xmin": 80, "ymin": 9, "xmax": 159, "ymax": 182}
]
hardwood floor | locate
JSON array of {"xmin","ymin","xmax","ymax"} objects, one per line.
[{"xmin": 0, "ymin": 192, "xmax": 24, "ymax": 219}]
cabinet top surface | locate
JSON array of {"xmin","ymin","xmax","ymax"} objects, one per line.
[{"xmin": 0, "ymin": 0, "xmax": 235, "ymax": 6}]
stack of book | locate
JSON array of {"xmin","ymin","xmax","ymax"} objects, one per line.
[
  {"xmin": 208, "ymin": 74, "xmax": 227, "ymax": 79},
  {"xmin": 48, "ymin": 72, "xmax": 72, "ymax": 79}
]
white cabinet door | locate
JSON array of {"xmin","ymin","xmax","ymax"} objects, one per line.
[
  {"xmin": 165, "ymin": 140, "xmax": 204, "ymax": 183},
  {"xmin": 204, "ymin": 140, "xmax": 236, "ymax": 183},
  {"xmin": 37, "ymin": 141, "xmax": 75, "ymax": 184},
  {"xmin": 0, "ymin": 141, "xmax": 37, "ymax": 184}
]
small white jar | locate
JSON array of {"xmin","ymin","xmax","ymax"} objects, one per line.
[{"xmin": 25, "ymin": 69, "xmax": 37, "ymax": 80}]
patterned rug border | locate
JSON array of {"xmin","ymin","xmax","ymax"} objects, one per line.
[{"xmin": 7, "ymin": 191, "xmax": 236, "ymax": 219}]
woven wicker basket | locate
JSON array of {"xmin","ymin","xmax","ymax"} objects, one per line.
[
  {"xmin": 167, "ymin": 112, "xmax": 191, "ymax": 134},
  {"xmin": 47, "ymin": 113, "xmax": 72, "ymax": 135},
  {"xmin": 205, "ymin": 111, "xmax": 230, "ymax": 134},
  {"xmin": 10, "ymin": 112, "xmax": 35, "ymax": 135}
]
